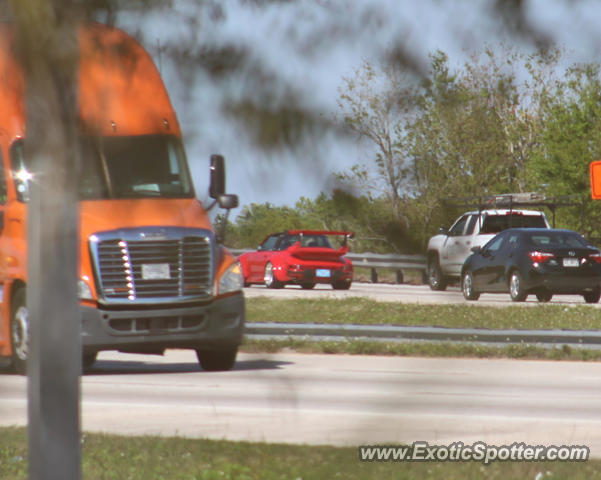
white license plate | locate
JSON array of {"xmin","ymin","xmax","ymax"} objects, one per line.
[
  {"xmin": 142, "ymin": 263, "xmax": 171, "ymax": 280},
  {"xmin": 562, "ymin": 258, "xmax": 579, "ymax": 267},
  {"xmin": 316, "ymin": 269, "xmax": 330, "ymax": 278}
]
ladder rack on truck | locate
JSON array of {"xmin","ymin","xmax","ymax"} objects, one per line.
[{"xmin": 443, "ymin": 193, "xmax": 585, "ymax": 229}]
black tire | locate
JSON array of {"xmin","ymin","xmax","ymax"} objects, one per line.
[
  {"xmin": 461, "ymin": 270, "xmax": 480, "ymax": 301},
  {"xmin": 583, "ymin": 288, "xmax": 601, "ymax": 304},
  {"xmin": 332, "ymin": 280, "xmax": 351, "ymax": 290},
  {"xmin": 10, "ymin": 288, "xmax": 28, "ymax": 375},
  {"xmin": 428, "ymin": 257, "xmax": 447, "ymax": 291},
  {"xmin": 83, "ymin": 352, "xmax": 98, "ymax": 370},
  {"xmin": 300, "ymin": 282, "xmax": 315, "ymax": 290},
  {"xmin": 196, "ymin": 347, "xmax": 238, "ymax": 372},
  {"xmin": 509, "ymin": 271, "xmax": 527, "ymax": 302},
  {"xmin": 535, "ymin": 290, "xmax": 553, "ymax": 303},
  {"xmin": 264, "ymin": 262, "xmax": 284, "ymax": 289}
]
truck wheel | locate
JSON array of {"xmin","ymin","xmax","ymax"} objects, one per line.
[
  {"xmin": 509, "ymin": 271, "xmax": 527, "ymax": 302},
  {"xmin": 83, "ymin": 352, "xmax": 98, "ymax": 370},
  {"xmin": 196, "ymin": 347, "xmax": 238, "ymax": 372},
  {"xmin": 300, "ymin": 282, "xmax": 315, "ymax": 290},
  {"xmin": 264, "ymin": 262, "xmax": 284, "ymax": 289},
  {"xmin": 461, "ymin": 271, "xmax": 480, "ymax": 301},
  {"xmin": 428, "ymin": 258, "xmax": 447, "ymax": 291},
  {"xmin": 10, "ymin": 288, "xmax": 28, "ymax": 375}
]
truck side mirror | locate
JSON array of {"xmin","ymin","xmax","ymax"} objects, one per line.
[
  {"xmin": 209, "ymin": 154, "xmax": 225, "ymax": 199},
  {"xmin": 208, "ymin": 155, "xmax": 239, "ymax": 244},
  {"xmin": 218, "ymin": 194, "xmax": 238, "ymax": 210}
]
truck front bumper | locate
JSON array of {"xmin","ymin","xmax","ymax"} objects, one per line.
[{"xmin": 80, "ymin": 292, "xmax": 245, "ymax": 354}]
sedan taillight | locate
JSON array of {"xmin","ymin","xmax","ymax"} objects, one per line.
[
  {"xmin": 528, "ymin": 251, "xmax": 554, "ymax": 263},
  {"xmin": 589, "ymin": 252, "xmax": 601, "ymax": 264}
]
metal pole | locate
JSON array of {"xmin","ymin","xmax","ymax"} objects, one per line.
[{"xmin": 10, "ymin": 2, "xmax": 82, "ymax": 479}]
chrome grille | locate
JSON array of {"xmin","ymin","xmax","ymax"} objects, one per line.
[{"xmin": 91, "ymin": 228, "xmax": 213, "ymax": 304}]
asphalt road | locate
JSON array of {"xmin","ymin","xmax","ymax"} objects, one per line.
[
  {"xmin": 244, "ymin": 281, "xmax": 599, "ymax": 306},
  {"xmin": 2, "ymin": 350, "xmax": 601, "ymax": 456}
]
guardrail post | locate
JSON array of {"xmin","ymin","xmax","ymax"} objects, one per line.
[
  {"xmin": 396, "ymin": 270, "xmax": 404, "ymax": 284},
  {"xmin": 370, "ymin": 268, "xmax": 378, "ymax": 283}
]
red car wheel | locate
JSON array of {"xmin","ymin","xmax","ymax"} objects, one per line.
[{"xmin": 264, "ymin": 262, "xmax": 284, "ymax": 289}]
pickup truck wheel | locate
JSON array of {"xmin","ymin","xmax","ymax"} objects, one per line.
[
  {"xmin": 300, "ymin": 282, "xmax": 315, "ymax": 290},
  {"xmin": 10, "ymin": 288, "xmax": 28, "ymax": 375},
  {"xmin": 461, "ymin": 271, "xmax": 480, "ymax": 301},
  {"xmin": 509, "ymin": 271, "xmax": 527, "ymax": 302},
  {"xmin": 264, "ymin": 262, "xmax": 284, "ymax": 289},
  {"xmin": 583, "ymin": 287, "xmax": 601, "ymax": 304},
  {"xmin": 196, "ymin": 347, "xmax": 238, "ymax": 372},
  {"xmin": 428, "ymin": 259, "xmax": 447, "ymax": 291}
]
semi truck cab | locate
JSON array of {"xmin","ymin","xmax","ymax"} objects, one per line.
[{"xmin": 0, "ymin": 23, "xmax": 245, "ymax": 373}]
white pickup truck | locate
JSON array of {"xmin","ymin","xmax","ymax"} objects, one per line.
[{"xmin": 426, "ymin": 209, "xmax": 550, "ymax": 290}]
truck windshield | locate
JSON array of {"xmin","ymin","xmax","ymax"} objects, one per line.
[
  {"xmin": 480, "ymin": 214, "xmax": 547, "ymax": 234},
  {"xmin": 10, "ymin": 135, "xmax": 194, "ymax": 202}
]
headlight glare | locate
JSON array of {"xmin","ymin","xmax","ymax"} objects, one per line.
[
  {"xmin": 78, "ymin": 278, "xmax": 93, "ymax": 300},
  {"xmin": 219, "ymin": 262, "xmax": 244, "ymax": 294}
]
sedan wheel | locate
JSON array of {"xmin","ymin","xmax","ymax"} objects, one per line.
[
  {"xmin": 264, "ymin": 262, "xmax": 284, "ymax": 289},
  {"xmin": 535, "ymin": 290, "xmax": 553, "ymax": 303},
  {"xmin": 461, "ymin": 271, "xmax": 480, "ymax": 301},
  {"xmin": 583, "ymin": 287, "xmax": 601, "ymax": 304},
  {"xmin": 509, "ymin": 271, "xmax": 527, "ymax": 302}
]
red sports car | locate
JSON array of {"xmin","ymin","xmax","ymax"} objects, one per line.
[{"xmin": 238, "ymin": 230, "xmax": 354, "ymax": 289}]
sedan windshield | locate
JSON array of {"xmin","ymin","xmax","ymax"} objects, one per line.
[{"xmin": 10, "ymin": 135, "xmax": 194, "ymax": 201}]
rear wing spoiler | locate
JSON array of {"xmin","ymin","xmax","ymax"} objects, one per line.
[
  {"xmin": 286, "ymin": 230, "xmax": 354, "ymax": 248},
  {"xmin": 286, "ymin": 230, "xmax": 354, "ymax": 238}
]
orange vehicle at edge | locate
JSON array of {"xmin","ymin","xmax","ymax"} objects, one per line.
[{"xmin": 0, "ymin": 23, "xmax": 245, "ymax": 373}]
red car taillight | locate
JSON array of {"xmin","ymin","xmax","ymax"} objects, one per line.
[
  {"xmin": 589, "ymin": 252, "xmax": 601, "ymax": 264},
  {"xmin": 528, "ymin": 251, "xmax": 554, "ymax": 263}
]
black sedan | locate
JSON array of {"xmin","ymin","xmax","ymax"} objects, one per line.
[{"xmin": 461, "ymin": 228, "xmax": 601, "ymax": 303}]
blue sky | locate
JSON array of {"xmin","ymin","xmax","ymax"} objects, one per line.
[{"xmin": 118, "ymin": 0, "xmax": 601, "ymax": 216}]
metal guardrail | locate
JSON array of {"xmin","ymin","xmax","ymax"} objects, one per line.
[
  {"xmin": 229, "ymin": 249, "xmax": 427, "ymax": 284},
  {"xmin": 346, "ymin": 252, "xmax": 427, "ymax": 283},
  {"xmin": 245, "ymin": 322, "xmax": 601, "ymax": 350}
]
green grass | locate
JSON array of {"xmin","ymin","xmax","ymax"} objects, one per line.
[
  {"xmin": 243, "ymin": 297, "xmax": 601, "ymax": 360},
  {"xmin": 246, "ymin": 297, "xmax": 601, "ymax": 331},
  {"xmin": 2, "ymin": 426, "xmax": 601, "ymax": 479},
  {"xmin": 241, "ymin": 338, "xmax": 601, "ymax": 361}
]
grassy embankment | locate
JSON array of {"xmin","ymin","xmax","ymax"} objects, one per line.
[
  {"xmin": 1, "ymin": 426, "xmax": 599, "ymax": 479},
  {"xmin": 243, "ymin": 297, "xmax": 601, "ymax": 361}
]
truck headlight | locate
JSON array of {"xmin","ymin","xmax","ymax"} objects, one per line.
[
  {"xmin": 78, "ymin": 278, "xmax": 93, "ymax": 300},
  {"xmin": 218, "ymin": 262, "xmax": 244, "ymax": 295}
]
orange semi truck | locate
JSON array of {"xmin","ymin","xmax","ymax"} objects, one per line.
[{"xmin": 0, "ymin": 23, "xmax": 245, "ymax": 373}]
